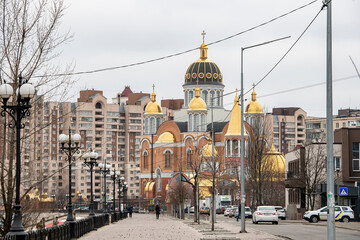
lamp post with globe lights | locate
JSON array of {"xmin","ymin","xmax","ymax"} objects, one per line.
[
  {"xmin": 109, "ymin": 170, "xmax": 120, "ymax": 213},
  {"xmin": 82, "ymin": 149, "xmax": 98, "ymax": 216},
  {"xmin": 0, "ymin": 75, "xmax": 35, "ymax": 239},
  {"xmin": 58, "ymin": 129, "xmax": 81, "ymax": 222},
  {"xmin": 117, "ymin": 176, "xmax": 125, "ymax": 212},
  {"xmin": 98, "ymin": 162, "xmax": 111, "ymax": 212}
]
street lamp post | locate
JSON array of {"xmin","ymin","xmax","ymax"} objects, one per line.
[
  {"xmin": 240, "ymin": 36, "xmax": 290, "ymax": 233},
  {"xmin": 109, "ymin": 170, "xmax": 120, "ymax": 212},
  {"xmin": 117, "ymin": 176, "xmax": 125, "ymax": 212},
  {"xmin": 58, "ymin": 129, "xmax": 82, "ymax": 222},
  {"xmin": 0, "ymin": 75, "xmax": 35, "ymax": 239},
  {"xmin": 98, "ymin": 163, "xmax": 111, "ymax": 212},
  {"xmin": 123, "ymin": 182, "xmax": 128, "ymax": 211},
  {"xmin": 82, "ymin": 149, "xmax": 99, "ymax": 216}
]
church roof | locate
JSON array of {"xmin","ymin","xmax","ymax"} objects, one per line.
[
  {"xmin": 207, "ymin": 122, "xmax": 228, "ymax": 133},
  {"xmin": 226, "ymin": 93, "xmax": 247, "ymax": 136},
  {"xmin": 175, "ymin": 122, "xmax": 188, "ymax": 133},
  {"xmin": 245, "ymin": 87, "xmax": 263, "ymax": 114},
  {"xmin": 144, "ymin": 87, "xmax": 162, "ymax": 115},
  {"xmin": 188, "ymin": 87, "xmax": 207, "ymax": 111}
]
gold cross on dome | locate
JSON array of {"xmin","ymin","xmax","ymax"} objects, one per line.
[
  {"xmin": 202, "ymin": 30, "xmax": 206, "ymax": 44},
  {"xmin": 152, "ymin": 84, "xmax": 155, "ymax": 92}
]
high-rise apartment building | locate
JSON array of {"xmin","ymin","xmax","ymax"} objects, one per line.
[
  {"xmin": 271, "ymin": 107, "xmax": 307, "ymax": 154},
  {"xmin": 26, "ymin": 88, "xmax": 151, "ymax": 208}
]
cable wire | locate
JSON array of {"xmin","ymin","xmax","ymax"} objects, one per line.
[{"xmin": 32, "ymin": 0, "xmax": 319, "ymax": 78}]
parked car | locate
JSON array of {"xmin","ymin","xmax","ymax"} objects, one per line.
[
  {"xmin": 224, "ymin": 207, "xmax": 232, "ymax": 216},
  {"xmin": 200, "ymin": 207, "xmax": 210, "ymax": 215},
  {"xmin": 138, "ymin": 208, "xmax": 146, "ymax": 214},
  {"xmin": 228, "ymin": 206, "xmax": 238, "ymax": 217},
  {"xmin": 185, "ymin": 206, "xmax": 194, "ymax": 213},
  {"xmin": 234, "ymin": 206, "xmax": 252, "ymax": 218},
  {"xmin": 74, "ymin": 207, "xmax": 89, "ymax": 213},
  {"xmin": 216, "ymin": 206, "xmax": 227, "ymax": 214},
  {"xmin": 274, "ymin": 206, "xmax": 286, "ymax": 220},
  {"xmin": 252, "ymin": 206, "xmax": 278, "ymax": 224},
  {"xmin": 133, "ymin": 207, "xmax": 140, "ymax": 213},
  {"xmin": 303, "ymin": 206, "xmax": 354, "ymax": 223}
]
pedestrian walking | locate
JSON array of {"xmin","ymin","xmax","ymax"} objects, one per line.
[
  {"xmin": 128, "ymin": 205, "xmax": 133, "ymax": 218},
  {"xmin": 236, "ymin": 205, "xmax": 241, "ymax": 221},
  {"xmin": 155, "ymin": 204, "xmax": 161, "ymax": 220}
]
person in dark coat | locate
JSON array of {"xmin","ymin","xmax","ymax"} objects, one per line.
[
  {"xmin": 236, "ymin": 205, "xmax": 241, "ymax": 221},
  {"xmin": 155, "ymin": 204, "xmax": 161, "ymax": 219},
  {"xmin": 128, "ymin": 205, "xmax": 133, "ymax": 218}
]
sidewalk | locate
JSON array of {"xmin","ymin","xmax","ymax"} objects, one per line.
[{"xmin": 79, "ymin": 213, "xmax": 280, "ymax": 240}]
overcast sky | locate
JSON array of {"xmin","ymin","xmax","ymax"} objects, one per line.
[{"xmin": 56, "ymin": 0, "xmax": 360, "ymax": 117}]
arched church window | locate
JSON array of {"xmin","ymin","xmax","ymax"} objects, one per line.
[
  {"xmin": 187, "ymin": 150, "xmax": 192, "ymax": 170},
  {"xmin": 194, "ymin": 114, "xmax": 199, "ymax": 131},
  {"xmin": 201, "ymin": 114, "xmax": 206, "ymax": 131},
  {"xmin": 227, "ymin": 140, "xmax": 231, "ymax": 156},
  {"xmin": 185, "ymin": 91, "xmax": 188, "ymax": 106},
  {"xmin": 156, "ymin": 117, "xmax": 161, "ymax": 130},
  {"xmin": 165, "ymin": 151, "xmax": 171, "ymax": 168},
  {"xmin": 143, "ymin": 151, "xmax": 148, "ymax": 169},
  {"xmin": 144, "ymin": 118, "xmax": 149, "ymax": 134},
  {"xmin": 95, "ymin": 102, "xmax": 102, "ymax": 109},
  {"xmin": 210, "ymin": 90, "xmax": 215, "ymax": 106},
  {"xmin": 150, "ymin": 117, "xmax": 155, "ymax": 134},
  {"xmin": 189, "ymin": 114, "xmax": 193, "ymax": 131},
  {"xmin": 189, "ymin": 90, "xmax": 194, "ymax": 101},
  {"xmin": 232, "ymin": 140, "xmax": 239, "ymax": 156},
  {"xmin": 216, "ymin": 91, "xmax": 221, "ymax": 106},
  {"xmin": 202, "ymin": 90, "xmax": 208, "ymax": 105}
]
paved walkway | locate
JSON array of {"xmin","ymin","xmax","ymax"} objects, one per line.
[{"xmin": 80, "ymin": 213, "xmax": 280, "ymax": 240}]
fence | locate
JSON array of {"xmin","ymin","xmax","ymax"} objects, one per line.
[{"xmin": 1, "ymin": 212, "xmax": 127, "ymax": 240}]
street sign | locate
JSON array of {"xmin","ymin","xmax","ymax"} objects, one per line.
[
  {"xmin": 150, "ymin": 199, "xmax": 154, "ymax": 205},
  {"xmin": 339, "ymin": 187, "xmax": 348, "ymax": 196}
]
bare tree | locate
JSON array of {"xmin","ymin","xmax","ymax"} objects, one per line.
[{"xmin": 0, "ymin": 0, "xmax": 74, "ymax": 236}]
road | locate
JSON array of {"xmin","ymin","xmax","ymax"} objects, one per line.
[{"xmin": 217, "ymin": 215, "xmax": 360, "ymax": 240}]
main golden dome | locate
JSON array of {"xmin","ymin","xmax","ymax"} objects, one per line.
[
  {"xmin": 184, "ymin": 43, "xmax": 223, "ymax": 86},
  {"xmin": 245, "ymin": 88, "xmax": 263, "ymax": 114},
  {"xmin": 145, "ymin": 91, "xmax": 162, "ymax": 115},
  {"xmin": 188, "ymin": 88, "xmax": 207, "ymax": 111}
]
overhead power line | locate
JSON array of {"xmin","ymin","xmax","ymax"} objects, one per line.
[{"xmin": 33, "ymin": 0, "xmax": 319, "ymax": 78}]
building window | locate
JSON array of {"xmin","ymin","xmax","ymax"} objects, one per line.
[
  {"xmin": 165, "ymin": 151, "xmax": 171, "ymax": 168},
  {"xmin": 334, "ymin": 157, "xmax": 341, "ymax": 171},
  {"xmin": 143, "ymin": 151, "xmax": 148, "ymax": 169},
  {"xmin": 187, "ymin": 150, "xmax": 192, "ymax": 170},
  {"xmin": 95, "ymin": 102, "xmax": 102, "ymax": 109},
  {"xmin": 352, "ymin": 143, "xmax": 360, "ymax": 171}
]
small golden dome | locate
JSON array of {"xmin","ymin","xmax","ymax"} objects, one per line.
[
  {"xmin": 145, "ymin": 88, "xmax": 163, "ymax": 115},
  {"xmin": 245, "ymin": 86, "xmax": 263, "ymax": 114},
  {"xmin": 188, "ymin": 88, "xmax": 207, "ymax": 111},
  {"xmin": 201, "ymin": 139, "xmax": 218, "ymax": 158},
  {"xmin": 156, "ymin": 132, "xmax": 175, "ymax": 143},
  {"xmin": 226, "ymin": 93, "xmax": 247, "ymax": 136},
  {"xmin": 262, "ymin": 144, "xmax": 285, "ymax": 178}
]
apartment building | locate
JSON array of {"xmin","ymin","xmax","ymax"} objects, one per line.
[
  {"xmin": 306, "ymin": 108, "xmax": 360, "ymax": 143},
  {"xmin": 271, "ymin": 107, "xmax": 307, "ymax": 154},
  {"xmin": 25, "ymin": 88, "xmax": 150, "ymax": 208}
]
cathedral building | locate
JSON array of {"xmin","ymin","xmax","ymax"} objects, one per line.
[{"xmin": 139, "ymin": 37, "xmax": 284, "ymax": 209}]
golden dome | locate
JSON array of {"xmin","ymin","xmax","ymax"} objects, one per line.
[
  {"xmin": 145, "ymin": 89, "xmax": 162, "ymax": 115},
  {"xmin": 188, "ymin": 88, "xmax": 207, "ymax": 111},
  {"xmin": 226, "ymin": 93, "xmax": 247, "ymax": 136},
  {"xmin": 245, "ymin": 86, "xmax": 263, "ymax": 114},
  {"xmin": 262, "ymin": 144, "xmax": 285, "ymax": 178},
  {"xmin": 201, "ymin": 139, "xmax": 218, "ymax": 158},
  {"xmin": 156, "ymin": 132, "xmax": 175, "ymax": 143}
]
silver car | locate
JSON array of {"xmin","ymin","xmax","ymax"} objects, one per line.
[
  {"xmin": 252, "ymin": 206, "xmax": 278, "ymax": 224},
  {"xmin": 274, "ymin": 206, "xmax": 286, "ymax": 220}
]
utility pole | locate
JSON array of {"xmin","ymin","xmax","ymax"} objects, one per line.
[{"xmin": 325, "ymin": 1, "xmax": 335, "ymax": 239}]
